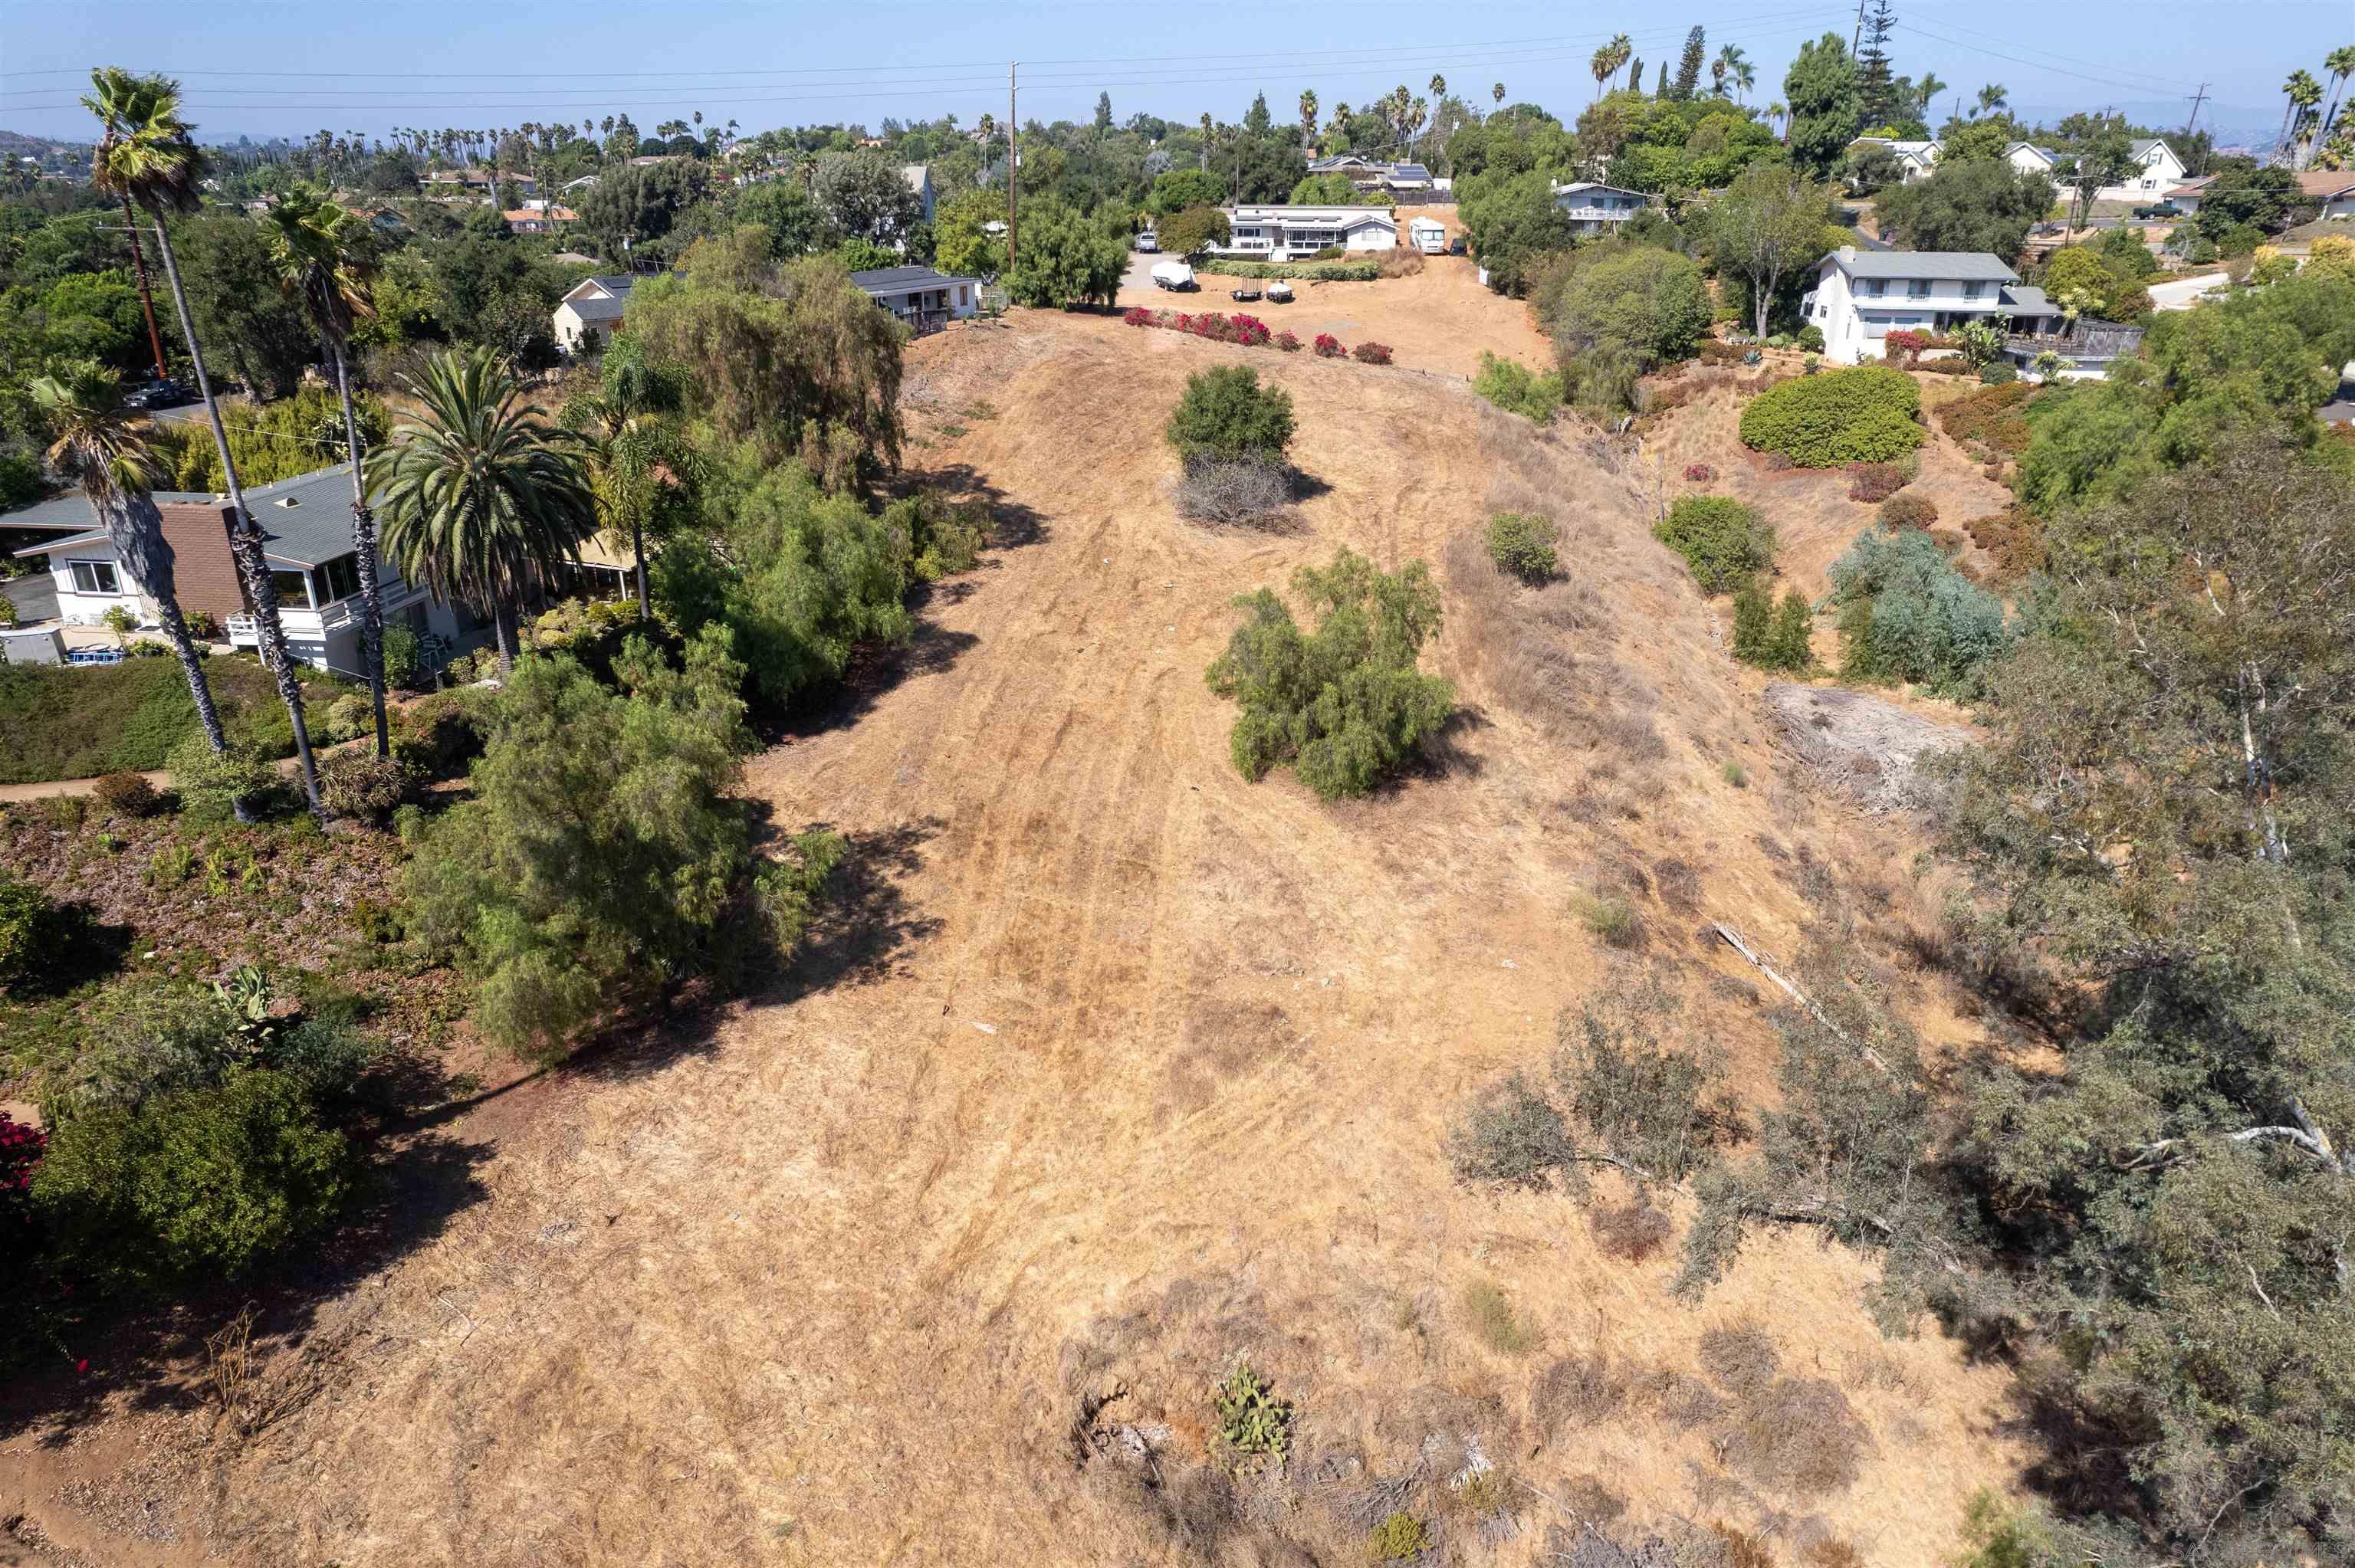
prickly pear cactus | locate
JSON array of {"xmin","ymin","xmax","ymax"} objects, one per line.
[{"xmin": 1211, "ymin": 1363, "xmax": 1292, "ymax": 1471}]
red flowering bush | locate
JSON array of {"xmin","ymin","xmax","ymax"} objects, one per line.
[
  {"xmin": 1314, "ymin": 333, "xmax": 1346, "ymax": 358},
  {"xmin": 1352, "ymin": 342, "xmax": 1393, "ymax": 364},
  {"xmin": 1123, "ymin": 307, "xmax": 1151, "ymax": 326},
  {"xmin": 1229, "ymin": 313, "xmax": 1271, "ymax": 346},
  {"xmin": 1273, "ymin": 330, "xmax": 1302, "ymax": 352},
  {"xmin": 1683, "ymin": 463, "xmax": 1716, "ymax": 481},
  {"xmin": 1846, "ymin": 461, "xmax": 1910, "ymax": 502},
  {"xmin": 1, "ymin": 1111, "xmax": 42, "ymax": 1229},
  {"xmin": 1882, "ymin": 329, "xmax": 1925, "ymax": 366}
]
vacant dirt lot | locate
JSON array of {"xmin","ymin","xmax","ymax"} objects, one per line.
[
  {"xmin": 1118, "ymin": 208, "xmax": 1555, "ymax": 381},
  {"xmin": 4, "ymin": 310, "xmax": 2017, "ymax": 1567}
]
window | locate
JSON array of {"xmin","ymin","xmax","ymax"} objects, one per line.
[
  {"xmin": 1907, "ymin": 279, "xmax": 1932, "ymax": 299},
  {"xmin": 1857, "ymin": 279, "xmax": 1883, "ymax": 297},
  {"xmin": 313, "ymin": 553, "xmax": 362, "ymax": 604},
  {"xmin": 1962, "ymin": 280, "xmax": 1985, "ymax": 301},
  {"xmin": 270, "ymin": 569, "xmax": 314, "ymax": 608},
  {"xmin": 67, "ymin": 559, "xmax": 120, "ymax": 595}
]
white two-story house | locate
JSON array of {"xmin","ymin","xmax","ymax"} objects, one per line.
[
  {"xmin": 7, "ymin": 464, "xmax": 472, "ymax": 674},
  {"xmin": 1551, "ymin": 182, "xmax": 1653, "ymax": 235},
  {"xmin": 2095, "ymin": 139, "xmax": 2186, "ymax": 205},
  {"xmin": 1214, "ymin": 204, "xmax": 1399, "ymax": 261},
  {"xmin": 1852, "ymin": 137, "xmax": 1941, "ymax": 182},
  {"xmin": 1802, "ymin": 247, "xmax": 2062, "ymax": 364}
]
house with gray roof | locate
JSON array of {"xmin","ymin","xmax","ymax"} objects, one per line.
[
  {"xmin": 553, "ymin": 274, "xmax": 642, "ymax": 354},
  {"xmin": 5, "ymin": 464, "xmax": 474, "ymax": 675},
  {"xmin": 1802, "ymin": 247, "xmax": 2062, "ymax": 364},
  {"xmin": 2096, "ymin": 138, "xmax": 2186, "ymax": 204},
  {"xmin": 850, "ymin": 264, "xmax": 980, "ymax": 332}
]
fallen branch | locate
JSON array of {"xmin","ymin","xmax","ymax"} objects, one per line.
[{"xmin": 1709, "ymin": 920, "xmax": 1891, "ymax": 1074}]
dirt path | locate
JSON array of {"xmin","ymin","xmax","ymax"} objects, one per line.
[{"xmin": 6, "ymin": 313, "xmax": 2023, "ymax": 1567}]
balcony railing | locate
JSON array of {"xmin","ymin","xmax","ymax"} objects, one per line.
[{"xmin": 225, "ymin": 599, "xmax": 353, "ymax": 645}]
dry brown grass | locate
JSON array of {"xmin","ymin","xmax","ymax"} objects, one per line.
[
  {"xmin": 5, "ymin": 307, "xmax": 2032, "ymax": 1568},
  {"xmin": 1590, "ymin": 1199, "xmax": 1675, "ymax": 1262}
]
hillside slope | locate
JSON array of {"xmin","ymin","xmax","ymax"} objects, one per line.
[{"xmin": 24, "ymin": 312, "xmax": 2016, "ymax": 1567}]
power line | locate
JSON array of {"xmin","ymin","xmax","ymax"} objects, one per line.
[
  {"xmin": 1877, "ymin": 13, "xmax": 2202, "ymax": 95},
  {"xmin": 1890, "ymin": 19, "xmax": 2209, "ymax": 102}
]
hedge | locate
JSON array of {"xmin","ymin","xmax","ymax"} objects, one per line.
[
  {"xmin": 1738, "ymin": 365, "xmax": 1925, "ymax": 467},
  {"xmin": 1203, "ymin": 261, "xmax": 1382, "ymax": 281}
]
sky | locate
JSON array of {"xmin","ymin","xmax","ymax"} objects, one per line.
[{"xmin": 1, "ymin": 0, "xmax": 2344, "ymax": 149}]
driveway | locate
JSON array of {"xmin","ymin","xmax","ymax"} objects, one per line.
[
  {"xmin": 2, "ymin": 573, "xmax": 57, "ymax": 625},
  {"xmin": 1120, "ymin": 245, "xmax": 1171, "ymax": 295}
]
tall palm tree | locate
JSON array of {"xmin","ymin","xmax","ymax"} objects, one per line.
[
  {"xmin": 563, "ymin": 376, "xmax": 695, "ymax": 625},
  {"xmin": 31, "ymin": 364, "xmax": 243, "ymax": 812},
  {"xmin": 1976, "ymin": 83, "xmax": 2008, "ymax": 118},
  {"xmin": 1590, "ymin": 44, "xmax": 1618, "ymax": 101},
  {"xmin": 1428, "ymin": 74, "xmax": 1447, "ymax": 103},
  {"xmin": 1717, "ymin": 45, "xmax": 1754, "ymax": 103},
  {"xmin": 2286, "ymin": 69, "xmax": 2325, "ymax": 166},
  {"xmin": 84, "ymin": 67, "xmax": 323, "ymax": 817},
  {"xmin": 1492, "ymin": 82, "xmax": 1506, "ymax": 109},
  {"xmin": 2324, "ymin": 46, "xmax": 2355, "ymax": 146},
  {"xmin": 1299, "ymin": 90, "xmax": 1318, "ymax": 151},
  {"xmin": 1769, "ymin": 102, "xmax": 1789, "ymax": 143},
  {"xmin": 1913, "ymin": 72, "xmax": 1947, "ymax": 120},
  {"xmin": 366, "ymin": 349, "xmax": 596, "ymax": 679},
  {"xmin": 261, "ymin": 182, "xmax": 391, "ymax": 758}
]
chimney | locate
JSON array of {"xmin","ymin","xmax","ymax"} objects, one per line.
[{"xmin": 1837, "ymin": 245, "xmax": 1856, "ymax": 263}]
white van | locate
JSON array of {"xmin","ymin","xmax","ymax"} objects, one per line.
[
  {"xmin": 1135, "ymin": 231, "xmax": 1160, "ymax": 253},
  {"xmin": 1150, "ymin": 259, "xmax": 1196, "ymax": 290}
]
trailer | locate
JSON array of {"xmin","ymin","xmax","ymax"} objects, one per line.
[{"xmin": 1150, "ymin": 259, "xmax": 1197, "ymax": 290}]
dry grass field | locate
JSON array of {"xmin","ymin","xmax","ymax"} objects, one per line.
[{"xmin": 4, "ymin": 308, "xmax": 2030, "ymax": 1567}]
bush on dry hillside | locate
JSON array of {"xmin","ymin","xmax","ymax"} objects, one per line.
[
  {"xmin": 1473, "ymin": 352, "xmax": 1565, "ymax": 422},
  {"xmin": 1485, "ymin": 511, "xmax": 1560, "ymax": 581},
  {"xmin": 1654, "ymin": 496, "xmax": 1776, "ymax": 594},
  {"xmin": 1934, "ymin": 380, "xmax": 2034, "ymax": 456},
  {"xmin": 1739, "ymin": 366, "xmax": 1923, "ymax": 467},
  {"xmin": 1828, "ymin": 526, "xmax": 2011, "ymax": 695},
  {"xmin": 1165, "ymin": 364, "xmax": 1295, "ymax": 465},
  {"xmin": 1547, "ymin": 242, "xmax": 1713, "ymax": 413},
  {"xmin": 1732, "ymin": 578, "xmax": 1814, "ymax": 671},
  {"xmin": 1204, "ymin": 548, "xmax": 1453, "ymax": 800}
]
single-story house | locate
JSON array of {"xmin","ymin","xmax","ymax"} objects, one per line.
[
  {"xmin": 503, "ymin": 205, "xmax": 577, "ymax": 235},
  {"xmin": 1853, "ymin": 136, "xmax": 1940, "ymax": 182},
  {"xmin": 553, "ymin": 274, "xmax": 642, "ymax": 353},
  {"xmin": 1800, "ymin": 245, "xmax": 2061, "ymax": 365},
  {"xmin": 1306, "ymin": 154, "xmax": 1431, "ymax": 195},
  {"xmin": 2160, "ymin": 174, "xmax": 2214, "ymax": 215},
  {"xmin": 1551, "ymin": 181, "xmax": 1652, "ymax": 235},
  {"xmin": 2094, "ymin": 139, "xmax": 2187, "ymax": 205},
  {"xmin": 1214, "ymin": 203, "xmax": 1399, "ymax": 260},
  {"xmin": 2005, "ymin": 142, "xmax": 2064, "ymax": 181},
  {"xmin": 2295, "ymin": 170, "xmax": 2355, "ymax": 219},
  {"xmin": 5, "ymin": 464, "xmax": 471, "ymax": 676},
  {"xmin": 849, "ymin": 264, "xmax": 981, "ymax": 332}
]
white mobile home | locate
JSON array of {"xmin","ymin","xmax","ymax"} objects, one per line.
[
  {"xmin": 1215, "ymin": 204, "xmax": 1398, "ymax": 261},
  {"xmin": 1407, "ymin": 215, "xmax": 1448, "ymax": 254}
]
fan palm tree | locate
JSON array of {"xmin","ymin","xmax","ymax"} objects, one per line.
[
  {"xmin": 84, "ymin": 66, "xmax": 323, "ymax": 816},
  {"xmin": 2286, "ymin": 69, "xmax": 2325, "ymax": 166},
  {"xmin": 2324, "ymin": 46, "xmax": 2355, "ymax": 143},
  {"xmin": 1429, "ymin": 74, "xmax": 1447, "ymax": 103},
  {"xmin": 1492, "ymin": 83, "xmax": 1506, "ymax": 109},
  {"xmin": 1299, "ymin": 90, "xmax": 1318, "ymax": 151},
  {"xmin": 1769, "ymin": 102, "xmax": 1788, "ymax": 142},
  {"xmin": 30, "ymin": 364, "xmax": 243, "ymax": 812},
  {"xmin": 1590, "ymin": 44, "xmax": 1618, "ymax": 100},
  {"xmin": 261, "ymin": 182, "xmax": 391, "ymax": 757},
  {"xmin": 366, "ymin": 348, "xmax": 596, "ymax": 679}
]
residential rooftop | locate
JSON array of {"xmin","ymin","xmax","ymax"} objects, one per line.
[
  {"xmin": 1821, "ymin": 246, "xmax": 2018, "ymax": 282},
  {"xmin": 5, "ymin": 464, "xmax": 368, "ymax": 568}
]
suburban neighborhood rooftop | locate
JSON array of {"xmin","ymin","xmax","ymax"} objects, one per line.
[
  {"xmin": 5, "ymin": 464, "xmax": 366, "ymax": 568},
  {"xmin": 1821, "ymin": 247, "xmax": 2018, "ymax": 283}
]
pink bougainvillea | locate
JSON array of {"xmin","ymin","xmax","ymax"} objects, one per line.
[
  {"xmin": 1273, "ymin": 330, "xmax": 1302, "ymax": 352},
  {"xmin": 1314, "ymin": 333, "xmax": 1346, "ymax": 358},
  {"xmin": 1352, "ymin": 341, "xmax": 1393, "ymax": 364},
  {"xmin": 1683, "ymin": 463, "xmax": 1716, "ymax": 481}
]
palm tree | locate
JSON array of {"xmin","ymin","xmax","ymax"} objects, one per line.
[
  {"xmin": 366, "ymin": 349, "xmax": 597, "ymax": 679},
  {"xmin": 563, "ymin": 372, "xmax": 695, "ymax": 625},
  {"xmin": 1299, "ymin": 90, "xmax": 1318, "ymax": 151},
  {"xmin": 30, "ymin": 364, "xmax": 241, "ymax": 809},
  {"xmin": 2286, "ymin": 68, "xmax": 2325, "ymax": 166},
  {"xmin": 2324, "ymin": 46, "xmax": 2355, "ymax": 144},
  {"xmin": 1590, "ymin": 44, "xmax": 1618, "ymax": 100},
  {"xmin": 1976, "ymin": 83, "xmax": 2008, "ymax": 119},
  {"xmin": 1717, "ymin": 45, "xmax": 1754, "ymax": 103},
  {"xmin": 1768, "ymin": 101, "xmax": 1788, "ymax": 143},
  {"xmin": 1429, "ymin": 74, "xmax": 1447, "ymax": 103},
  {"xmin": 261, "ymin": 182, "xmax": 391, "ymax": 758},
  {"xmin": 1492, "ymin": 82, "xmax": 1506, "ymax": 109},
  {"xmin": 1912, "ymin": 72, "xmax": 1947, "ymax": 121},
  {"xmin": 84, "ymin": 67, "xmax": 323, "ymax": 816}
]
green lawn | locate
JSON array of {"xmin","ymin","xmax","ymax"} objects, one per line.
[{"xmin": 0, "ymin": 654, "xmax": 349, "ymax": 784}]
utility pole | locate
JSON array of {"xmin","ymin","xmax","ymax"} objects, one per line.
[
  {"xmin": 1850, "ymin": 0, "xmax": 1868, "ymax": 57},
  {"xmin": 1007, "ymin": 62, "xmax": 1019, "ymax": 274},
  {"xmin": 2186, "ymin": 81, "xmax": 2211, "ymax": 172},
  {"xmin": 101, "ymin": 221, "xmax": 171, "ymax": 384}
]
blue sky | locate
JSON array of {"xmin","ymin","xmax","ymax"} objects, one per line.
[{"xmin": 2, "ymin": 0, "xmax": 2343, "ymax": 147}]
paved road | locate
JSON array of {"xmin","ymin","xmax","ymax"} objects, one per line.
[{"xmin": 1121, "ymin": 246, "xmax": 1172, "ymax": 295}]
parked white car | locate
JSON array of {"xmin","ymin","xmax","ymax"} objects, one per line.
[
  {"xmin": 1150, "ymin": 259, "xmax": 1196, "ymax": 290},
  {"xmin": 1135, "ymin": 231, "xmax": 1160, "ymax": 253}
]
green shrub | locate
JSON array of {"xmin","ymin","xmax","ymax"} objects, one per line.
[
  {"xmin": 1368, "ymin": 1512, "xmax": 1434, "ymax": 1561},
  {"xmin": 32, "ymin": 1068, "xmax": 350, "ymax": 1294},
  {"xmin": 167, "ymin": 734, "xmax": 277, "ymax": 819},
  {"xmin": 147, "ymin": 840, "xmax": 196, "ymax": 888},
  {"xmin": 398, "ymin": 690, "xmax": 492, "ymax": 773},
  {"xmin": 1463, "ymin": 1279, "xmax": 1540, "ymax": 1355},
  {"xmin": 1575, "ymin": 893, "xmax": 1641, "ymax": 947},
  {"xmin": 322, "ymin": 692, "xmax": 373, "ymax": 743},
  {"xmin": 1211, "ymin": 1363, "xmax": 1292, "ymax": 1469},
  {"xmin": 1207, "ymin": 259, "xmax": 1381, "ymax": 280},
  {"xmin": 1722, "ymin": 760, "xmax": 1748, "ymax": 788},
  {"xmin": 380, "ymin": 624, "xmax": 423, "ymax": 690},
  {"xmin": 1828, "ymin": 526, "xmax": 2011, "ymax": 695},
  {"xmin": 1205, "ymin": 549, "xmax": 1453, "ymax": 800},
  {"xmin": 1447, "ymin": 1071, "xmax": 1575, "ymax": 1190},
  {"xmin": 268, "ymin": 1019, "xmax": 386, "ymax": 1112},
  {"xmin": 92, "ymin": 771, "xmax": 162, "ymax": 818},
  {"xmin": 1798, "ymin": 324, "xmax": 1825, "ymax": 353},
  {"xmin": 1979, "ymin": 359, "xmax": 2018, "ymax": 385},
  {"xmin": 1485, "ymin": 512, "xmax": 1559, "ymax": 582},
  {"xmin": 1880, "ymin": 492, "xmax": 1939, "ymax": 531},
  {"xmin": 0, "ymin": 873, "xmax": 57, "ymax": 986},
  {"xmin": 1654, "ymin": 496, "xmax": 1775, "ymax": 594},
  {"xmin": 1738, "ymin": 366, "xmax": 1924, "ymax": 467},
  {"xmin": 900, "ymin": 491, "xmax": 987, "ymax": 580},
  {"xmin": 403, "ymin": 631, "xmax": 842, "ymax": 1058},
  {"xmin": 1550, "ymin": 242, "xmax": 1713, "ymax": 412},
  {"xmin": 319, "ymin": 750, "xmax": 416, "ymax": 825},
  {"xmin": 1166, "ymin": 364, "xmax": 1295, "ymax": 466},
  {"xmin": 1473, "ymin": 351, "xmax": 1565, "ymax": 422},
  {"xmin": 1733, "ymin": 579, "xmax": 1815, "ymax": 671}
]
